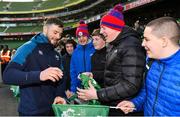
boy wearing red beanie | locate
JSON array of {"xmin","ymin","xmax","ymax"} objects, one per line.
[{"xmin": 70, "ymin": 20, "xmax": 95, "ymax": 94}]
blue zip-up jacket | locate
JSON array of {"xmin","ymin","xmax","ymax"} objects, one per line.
[
  {"xmin": 131, "ymin": 49, "xmax": 180, "ymax": 116},
  {"xmin": 70, "ymin": 41, "xmax": 95, "ymax": 93},
  {"xmin": 3, "ymin": 33, "xmax": 66, "ymax": 115}
]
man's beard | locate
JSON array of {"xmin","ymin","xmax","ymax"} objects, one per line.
[{"xmin": 50, "ymin": 40, "xmax": 59, "ymax": 48}]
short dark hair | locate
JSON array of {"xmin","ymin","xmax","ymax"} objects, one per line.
[
  {"xmin": 92, "ymin": 28, "xmax": 105, "ymax": 40},
  {"xmin": 146, "ymin": 17, "xmax": 180, "ymax": 44},
  {"xmin": 65, "ymin": 39, "xmax": 77, "ymax": 49},
  {"xmin": 44, "ymin": 17, "xmax": 63, "ymax": 28}
]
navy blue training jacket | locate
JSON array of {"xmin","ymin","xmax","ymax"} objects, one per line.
[{"xmin": 3, "ymin": 33, "xmax": 66, "ymax": 115}]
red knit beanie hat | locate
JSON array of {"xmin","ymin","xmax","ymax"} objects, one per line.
[
  {"xmin": 100, "ymin": 4, "xmax": 125, "ymax": 31},
  {"xmin": 76, "ymin": 20, "xmax": 89, "ymax": 37}
]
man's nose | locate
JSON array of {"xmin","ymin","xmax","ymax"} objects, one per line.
[
  {"xmin": 57, "ymin": 35, "xmax": 61, "ymax": 39},
  {"xmin": 141, "ymin": 40, "xmax": 145, "ymax": 47},
  {"xmin": 100, "ymin": 29, "xmax": 103, "ymax": 34},
  {"xmin": 79, "ymin": 36, "xmax": 84, "ymax": 40}
]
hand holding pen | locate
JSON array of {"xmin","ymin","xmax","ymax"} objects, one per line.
[{"xmin": 116, "ymin": 100, "xmax": 136, "ymax": 114}]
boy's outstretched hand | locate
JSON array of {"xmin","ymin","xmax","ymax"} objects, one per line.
[{"xmin": 117, "ymin": 100, "xmax": 136, "ymax": 114}]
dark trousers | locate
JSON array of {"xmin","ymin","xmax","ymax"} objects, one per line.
[
  {"xmin": 19, "ymin": 109, "xmax": 55, "ymax": 116},
  {"xmin": 1, "ymin": 63, "xmax": 7, "ymax": 76}
]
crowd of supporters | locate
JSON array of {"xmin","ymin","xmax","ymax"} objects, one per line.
[{"xmin": 1, "ymin": 2, "xmax": 180, "ymax": 116}]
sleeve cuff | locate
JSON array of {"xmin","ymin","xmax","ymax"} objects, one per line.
[
  {"xmin": 26, "ymin": 71, "xmax": 41, "ymax": 84},
  {"xmin": 97, "ymin": 89, "xmax": 107, "ymax": 102},
  {"xmin": 130, "ymin": 98, "xmax": 141, "ymax": 112}
]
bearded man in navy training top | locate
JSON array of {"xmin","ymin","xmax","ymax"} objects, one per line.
[{"xmin": 3, "ymin": 18, "xmax": 66, "ymax": 116}]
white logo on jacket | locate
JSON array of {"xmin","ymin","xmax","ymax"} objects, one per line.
[
  {"xmin": 90, "ymin": 53, "xmax": 93, "ymax": 56},
  {"xmin": 38, "ymin": 50, "xmax": 43, "ymax": 55},
  {"xmin": 113, "ymin": 49, "xmax": 118, "ymax": 53},
  {"xmin": 55, "ymin": 55, "xmax": 60, "ymax": 61}
]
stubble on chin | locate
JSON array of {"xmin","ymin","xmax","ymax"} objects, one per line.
[{"xmin": 50, "ymin": 40, "xmax": 59, "ymax": 47}]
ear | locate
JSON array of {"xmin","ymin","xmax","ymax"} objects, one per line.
[
  {"xmin": 161, "ymin": 37, "xmax": 168, "ymax": 48},
  {"xmin": 43, "ymin": 25, "xmax": 48, "ymax": 35}
]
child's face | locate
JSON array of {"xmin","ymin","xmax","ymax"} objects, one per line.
[
  {"xmin": 78, "ymin": 36, "xmax": 88, "ymax": 45},
  {"xmin": 92, "ymin": 36, "xmax": 105, "ymax": 50}
]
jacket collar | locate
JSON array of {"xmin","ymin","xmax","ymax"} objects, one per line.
[
  {"xmin": 109, "ymin": 26, "xmax": 140, "ymax": 46},
  {"xmin": 31, "ymin": 33, "xmax": 49, "ymax": 44},
  {"xmin": 95, "ymin": 46, "xmax": 106, "ymax": 53},
  {"xmin": 76, "ymin": 40, "xmax": 94, "ymax": 49},
  {"xmin": 31, "ymin": 33, "xmax": 54, "ymax": 50},
  {"xmin": 159, "ymin": 49, "xmax": 180, "ymax": 65}
]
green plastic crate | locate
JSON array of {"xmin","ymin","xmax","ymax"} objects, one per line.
[{"xmin": 52, "ymin": 104, "xmax": 109, "ymax": 117}]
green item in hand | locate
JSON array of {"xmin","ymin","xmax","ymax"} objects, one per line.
[
  {"xmin": 79, "ymin": 73, "xmax": 101, "ymax": 105},
  {"xmin": 79, "ymin": 74, "xmax": 101, "ymax": 90}
]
